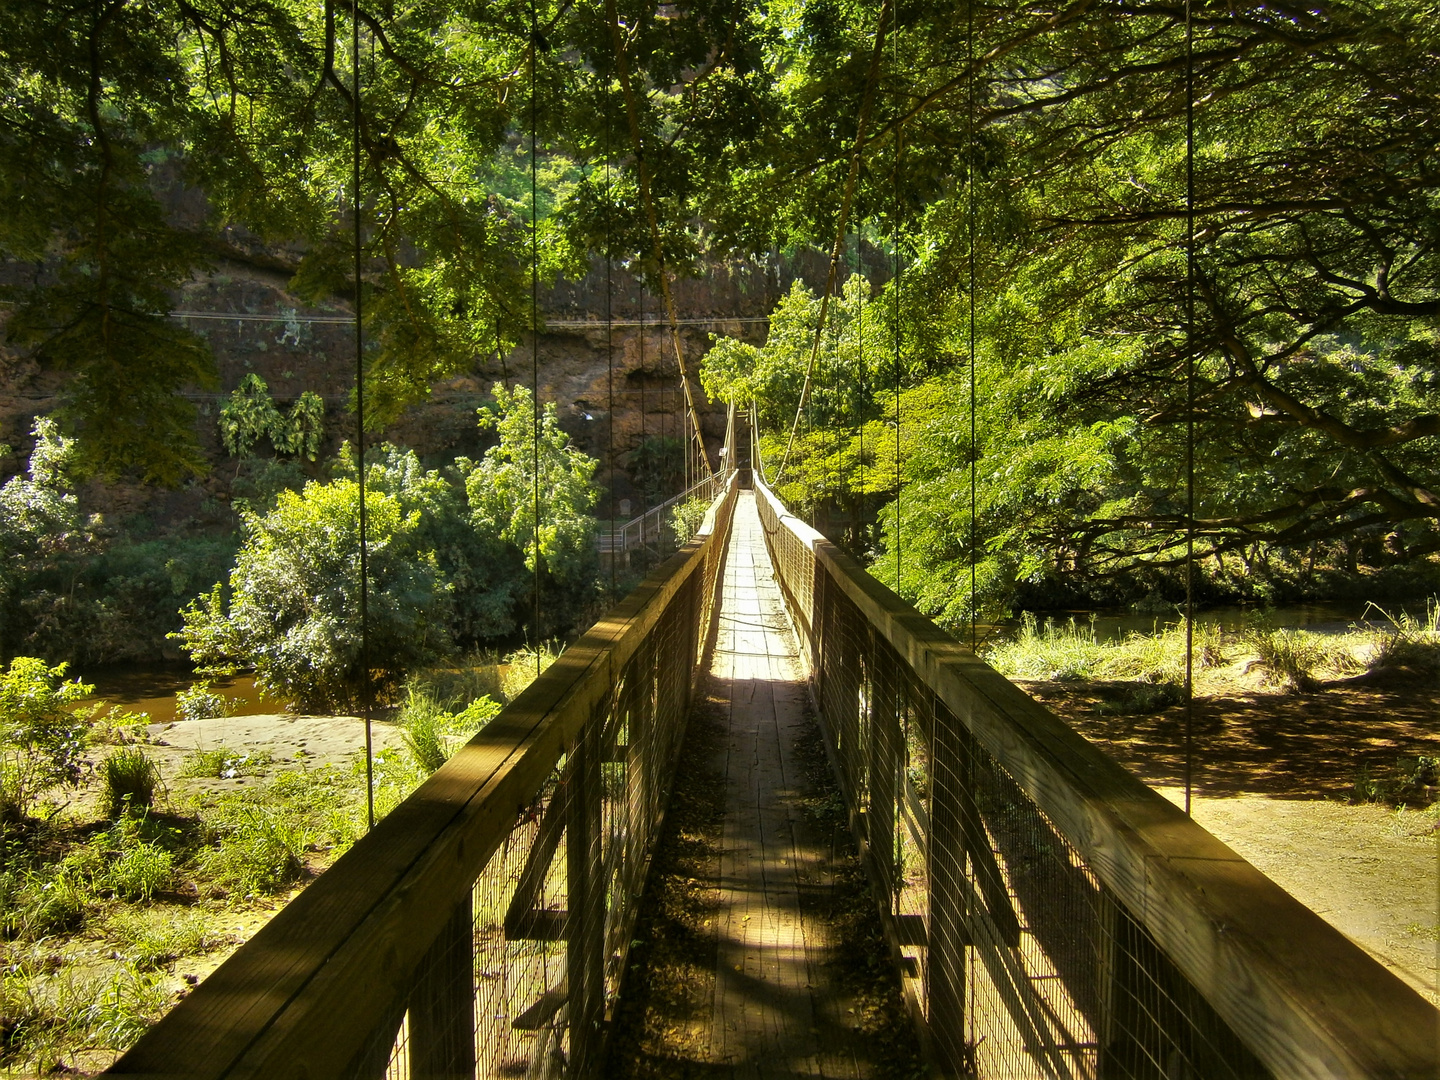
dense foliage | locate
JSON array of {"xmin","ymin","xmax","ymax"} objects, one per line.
[
  {"xmin": 0, "ymin": 420, "xmax": 238, "ymax": 665},
  {"xmin": 4, "ymin": 0, "xmax": 1438, "ymax": 628},
  {"xmin": 176, "ymin": 385, "xmax": 598, "ymax": 709},
  {"xmin": 692, "ymin": 0, "xmax": 1440, "ymax": 622}
]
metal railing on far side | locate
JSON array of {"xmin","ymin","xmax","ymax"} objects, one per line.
[
  {"xmin": 107, "ymin": 475, "xmax": 739, "ymax": 1080},
  {"xmin": 753, "ymin": 478, "xmax": 1438, "ymax": 1080}
]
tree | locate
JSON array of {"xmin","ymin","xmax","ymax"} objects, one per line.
[
  {"xmin": 0, "ymin": 420, "xmax": 90, "ymax": 655},
  {"xmin": 682, "ymin": 0, "xmax": 1440, "ymax": 621},
  {"xmin": 466, "ymin": 382, "xmax": 600, "ymax": 635},
  {"xmin": 175, "ymin": 476, "xmax": 453, "ymax": 712},
  {"xmin": 0, "ymin": 0, "xmax": 583, "ymax": 478},
  {"xmin": 340, "ymin": 443, "xmax": 526, "ymax": 643}
]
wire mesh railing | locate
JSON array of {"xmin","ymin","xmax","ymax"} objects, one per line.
[
  {"xmin": 752, "ymin": 477, "xmax": 1438, "ymax": 1080},
  {"xmin": 106, "ymin": 475, "xmax": 738, "ymax": 1080},
  {"xmin": 597, "ymin": 470, "xmax": 731, "ymax": 555}
]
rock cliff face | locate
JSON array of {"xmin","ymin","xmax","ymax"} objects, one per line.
[{"xmin": 0, "ymin": 242, "xmax": 891, "ymax": 527}]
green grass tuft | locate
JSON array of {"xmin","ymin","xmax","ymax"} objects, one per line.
[{"xmin": 102, "ymin": 747, "xmax": 162, "ymax": 818}]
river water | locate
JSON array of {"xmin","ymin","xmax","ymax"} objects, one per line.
[{"xmin": 79, "ymin": 664, "xmax": 286, "ymax": 726}]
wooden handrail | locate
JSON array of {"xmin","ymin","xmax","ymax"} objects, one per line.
[
  {"xmin": 107, "ymin": 476, "xmax": 739, "ymax": 1080},
  {"xmin": 753, "ymin": 478, "xmax": 1439, "ymax": 1080}
]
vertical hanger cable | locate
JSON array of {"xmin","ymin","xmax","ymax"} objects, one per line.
[
  {"xmin": 352, "ymin": 0, "xmax": 373, "ymax": 833},
  {"xmin": 967, "ymin": 0, "xmax": 977, "ymax": 654},
  {"xmin": 857, "ymin": 228, "xmax": 865, "ymax": 549},
  {"xmin": 1184, "ymin": 0, "xmax": 1197, "ymax": 815},
  {"xmin": 892, "ymin": 0, "xmax": 902, "ymax": 594},
  {"xmin": 531, "ymin": 0, "xmax": 542, "ymax": 677},
  {"xmin": 605, "ymin": 74, "xmax": 616, "ymax": 596}
]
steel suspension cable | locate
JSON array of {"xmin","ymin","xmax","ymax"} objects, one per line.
[
  {"xmin": 351, "ymin": 0, "xmax": 373, "ymax": 833},
  {"xmin": 603, "ymin": 0, "xmax": 713, "ymax": 478},
  {"xmin": 773, "ymin": 0, "xmax": 894, "ymax": 484}
]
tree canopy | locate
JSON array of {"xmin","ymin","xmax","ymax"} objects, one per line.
[{"xmin": 5, "ymin": 0, "xmax": 1438, "ymax": 623}]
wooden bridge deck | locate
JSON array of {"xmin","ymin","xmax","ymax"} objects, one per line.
[{"xmin": 701, "ymin": 491, "xmax": 871, "ymax": 1078}]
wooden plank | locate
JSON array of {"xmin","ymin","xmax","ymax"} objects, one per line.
[
  {"xmin": 104, "ymin": 482, "xmax": 739, "ymax": 1080},
  {"xmin": 754, "ymin": 480, "xmax": 1440, "ymax": 1080}
]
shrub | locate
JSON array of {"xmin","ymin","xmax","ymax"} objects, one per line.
[
  {"xmin": 218, "ymin": 374, "xmax": 325, "ymax": 461},
  {"xmin": 174, "ymin": 477, "xmax": 454, "ymax": 712},
  {"xmin": 175, "ymin": 680, "xmax": 231, "ymax": 722},
  {"xmin": 102, "ymin": 748, "xmax": 162, "ymax": 818},
  {"xmin": 670, "ymin": 496, "xmax": 710, "ymax": 545},
  {"xmin": 0, "ymin": 657, "xmax": 94, "ymax": 820}
]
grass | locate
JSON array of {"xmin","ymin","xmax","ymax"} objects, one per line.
[
  {"xmin": 1348, "ymin": 755, "xmax": 1440, "ymax": 808},
  {"xmin": 178, "ymin": 746, "xmax": 273, "ymax": 779},
  {"xmin": 500, "ymin": 643, "xmax": 561, "ymax": 702},
  {"xmin": 985, "ymin": 613, "xmax": 1223, "ymax": 686},
  {"xmin": 1, "ymin": 955, "xmax": 171, "ymax": 1075},
  {"xmin": 102, "ymin": 747, "xmax": 162, "ymax": 818},
  {"xmin": 398, "ymin": 685, "xmax": 504, "ymax": 774},
  {"xmin": 0, "ymin": 728, "xmax": 434, "ymax": 1073},
  {"xmin": 987, "ymin": 602, "xmax": 1440, "ymax": 701},
  {"xmin": 105, "ymin": 907, "xmax": 226, "ymax": 969}
]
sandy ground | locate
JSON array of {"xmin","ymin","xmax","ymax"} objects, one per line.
[
  {"xmin": 1023, "ymin": 677, "xmax": 1440, "ymax": 1005},
  {"xmin": 1160, "ymin": 786, "xmax": 1438, "ymax": 1003},
  {"xmin": 69, "ymin": 712, "xmax": 404, "ymax": 818},
  {"xmin": 145, "ymin": 712, "xmax": 404, "ymax": 774}
]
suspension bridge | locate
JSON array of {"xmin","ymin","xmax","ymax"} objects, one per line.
[{"xmin": 104, "ymin": 413, "xmax": 1436, "ymax": 1080}]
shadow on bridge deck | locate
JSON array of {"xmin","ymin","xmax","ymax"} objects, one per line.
[{"xmin": 606, "ymin": 491, "xmax": 922, "ymax": 1079}]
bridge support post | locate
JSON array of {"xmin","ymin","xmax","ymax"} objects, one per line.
[
  {"xmin": 865, "ymin": 655, "xmax": 899, "ymax": 900},
  {"xmin": 928, "ymin": 700, "xmax": 969, "ymax": 1077},
  {"xmin": 567, "ymin": 711, "xmax": 606, "ymax": 1077},
  {"xmin": 409, "ymin": 892, "xmax": 477, "ymax": 1080}
]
